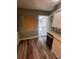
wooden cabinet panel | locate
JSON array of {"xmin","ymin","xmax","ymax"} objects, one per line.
[
  {"xmin": 52, "ymin": 38, "xmax": 61, "ymax": 59},
  {"xmin": 21, "ymin": 16, "xmax": 37, "ymax": 32}
]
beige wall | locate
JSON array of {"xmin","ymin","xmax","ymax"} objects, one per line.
[{"xmin": 17, "ymin": 8, "xmax": 50, "ymax": 32}]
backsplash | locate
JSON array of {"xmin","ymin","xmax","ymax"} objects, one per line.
[{"xmin": 52, "ymin": 27, "xmax": 61, "ymax": 34}]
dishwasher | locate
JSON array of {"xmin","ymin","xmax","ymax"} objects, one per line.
[{"xmin": 46, "ymin": 32, "xmax": 53, "ymax": 50}]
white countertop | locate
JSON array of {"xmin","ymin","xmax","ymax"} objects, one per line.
[{"xmin": 48, "ymin": 31, "xmax": 61, "ymax": 42}]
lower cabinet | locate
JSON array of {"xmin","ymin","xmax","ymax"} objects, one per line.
[{"xmin": 52, "ymin": 38, "xmax": 61, "ymax": 59}]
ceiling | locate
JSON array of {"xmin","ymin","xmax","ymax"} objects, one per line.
[{"xmin": 17, "ymin": 0, "xmax": 60, "ymax": 11}]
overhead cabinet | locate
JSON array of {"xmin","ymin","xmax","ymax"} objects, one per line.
[{"xmin": 52, "ymin": 11, "xmax": 61, "ymax": 28}]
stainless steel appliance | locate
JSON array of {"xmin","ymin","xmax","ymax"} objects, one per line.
[{"xmin": 46, "ymin": 33, "xmax": 53, "ymax": 50}]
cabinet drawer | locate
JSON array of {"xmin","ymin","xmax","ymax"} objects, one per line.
[{"xmin": 52, "ymin": 38, "xmax": 61, "ymax": 59}]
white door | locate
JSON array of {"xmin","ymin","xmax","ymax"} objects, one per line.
[{"xmin": 38, "ymin": 15, "xmax": 49, "ymax": 36}]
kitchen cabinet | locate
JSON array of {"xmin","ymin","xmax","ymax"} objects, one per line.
[
  {"xmin": 52, "ymin": 37, "xmax": 61, "ymax": 59},
  {"xmin": 52, "ymin": 11, "xmax": 61, "ymax": 28},
  {"xmin": 48, "ymin": 32, "xmax": 61, "ymax": 59}
]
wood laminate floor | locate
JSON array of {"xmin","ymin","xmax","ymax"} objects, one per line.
[{"xmin": 17, "ymin": 36, "xmax": 56, "ymax": 59}]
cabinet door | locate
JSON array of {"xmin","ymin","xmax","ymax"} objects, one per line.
[
  {"xmin": 52, "ymin": 12, "xmax": 61, "ymax": 28},
  {"xmin": 52, "ymin": 38, "xmax": 61, "ymax": 59},
  {"xmin": 21, "ymin": 15, "xmax": 37, "ymax": 32}
]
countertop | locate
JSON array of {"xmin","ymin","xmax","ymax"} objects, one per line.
[{"xmin": 48, "ymin": 31, "xmax": 61, "ymax": 42}]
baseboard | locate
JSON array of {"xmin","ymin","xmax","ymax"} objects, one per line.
[{"xmin": 19, "ymin": 35, "xmax": 47, "ymax": 40}]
